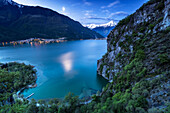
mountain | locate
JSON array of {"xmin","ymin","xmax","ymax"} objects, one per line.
[
  {"xmin": 97, "ymin": 0, "xmax": 169, "ymax": 112},
  {"xmin": 0, "ymin": 0, "xmax": 170, "ymax": 113},
  {"xmin": 92, "ymin": 26, "xmax": 115, "ymax": 38},
  {"xmin": 0, "ymin": 0, "xmax": 103, "ymax": 42},
  {"xmin": 85, "ymin": 21, "xmax": 116, "ymax": 37}
]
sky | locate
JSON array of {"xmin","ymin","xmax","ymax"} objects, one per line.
[{"xmin": 13, "ymin": 0, "xmax": 148, "ymax": 25}]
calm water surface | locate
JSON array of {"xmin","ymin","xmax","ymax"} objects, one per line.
[{"xmin": 0, "ymin": 40, "xmax": 108, "ymax": 99}]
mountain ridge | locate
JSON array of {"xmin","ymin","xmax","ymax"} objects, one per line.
[
  {"xmin": 85, "ymin": 21, "xmax": 116, "ymax": 37},
  {"xmin": 0, "ymin": 0, "xmax": 104, "ymax": 42},
  {"xmin": 85, "ymin": 20, "xmax": 117, "ymax": 29}
]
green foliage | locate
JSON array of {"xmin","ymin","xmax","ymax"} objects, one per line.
[
  {"xmin": 136, "ymin": 68, "xmax": 147, "ymax": 78},
  {"xmin": 134, "ymin": 39, "xmax": 145, "ymax": 51},
  {"xmin": 61, "ymin": 92, "xmax": 80, "ymax": 112},
  {"xmin": 108, "ymin": 48, "xmax": 112, "ymax": 52},
  {"xmin": 135, "ymin": 50, "xmax": 145, "ymax": 60},
  {"xmin": 117, "ymin": 14, "xmax": 134, "ymax": 26},
  {"xmin": 139, "ymin": 27, "xmax": 145, "ymax": 32},
  {"xmin": 0, "ymin": 6, "xmax": 103, "ymax": 42},
  {"xmin": 147, "ymin": 0, "xmax": 161, "ymax": 5},
  {"xmin": 0, "ymin": 62, "xmax": 37, "ymax": 108},
  {"xmin": 149, "ymin": 24, "xmax": 155, "ymax": 30},
  {"xmin": 164, "ymin": 26, "xmax": 170, "ymax": 33},
  {"xmin": 99, "ymin": 63, "xmax": 107, "ymax": 74},
  {"xmin": 155, "ymin": 2, "xmax": 165, "ymax": 11},
  {"xmin": 115, "ymin": 52, "xmax": 122, "ymax": 60},
  {"xmin": 119, "ymin": 41, "xmax": 124, "ymax": 47},
  {"xmin": 132, "ymin": 31, "xmax": 138, "ymax": 37},
  {"xmin": 138, "ymin": 0, "xmax": 161, "ymax": 11},
  {"xmin": 157, "ymin": 17, "xmax": 163, "ymax": 23},
  {"xmin": 158, "ymin": 53, "xmax": 169, "ymax": 64}
]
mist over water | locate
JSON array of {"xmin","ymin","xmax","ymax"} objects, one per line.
[{"xmin": 0, "ymin": 40, "xmax": 108, "ymax": 99}]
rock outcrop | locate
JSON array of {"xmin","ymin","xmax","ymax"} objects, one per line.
[
  {"xmin": 97, "ymin": 0, "xmax": 170, "ymax": 111},
  {"xmin": 97, "ymin": 0, "xmax": 170, "ymax": 80}
]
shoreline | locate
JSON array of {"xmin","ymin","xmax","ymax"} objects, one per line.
[{"xmin": 0, "ymin": 38, "xmax": 106, "ymax": 47}]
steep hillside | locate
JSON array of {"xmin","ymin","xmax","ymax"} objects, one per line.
[
  {"xmin": 0, "ymin": 0, "xmax": 103, "ymax": 42},
  {"xmin": 96, "ymin": 0, "xmax": 170, "ymax": 112},
  {"xmin": 0, "ymin": 0, "xmax": 169, "ymax": 113}
]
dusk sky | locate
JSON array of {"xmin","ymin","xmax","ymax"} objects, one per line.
[{"xmin": 13, "ymin": 0, "xmax": 148, "ymax": 25}]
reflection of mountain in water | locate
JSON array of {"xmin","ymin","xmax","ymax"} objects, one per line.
[
  {"xmin": 96, "ymin": 74, "xmax": 108, "ymax": 89},
  {"xmin": 79, "ymin": 75, "xmax": 108, "ymax": 100},
  {"xmin": 79, "ymin": 87, "xmax": 97, "ymax": 100}
]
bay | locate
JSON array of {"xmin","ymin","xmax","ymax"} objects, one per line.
[{"xmin": 0, "ymin": 40, "xmax": 108, "ymax": 99}]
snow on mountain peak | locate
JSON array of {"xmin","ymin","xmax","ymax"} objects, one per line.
[{"xmin": 85, "ymin": 21, "xmax": 117, "ymax": 29}]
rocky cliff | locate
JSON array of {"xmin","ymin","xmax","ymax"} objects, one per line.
[
  {"xmin": 97, "ymin": 0, "xmax": 170, "ymax": 111},
  {"xmin": 97, "ymin": 0, "xmax": 169, "ymax": 80}
]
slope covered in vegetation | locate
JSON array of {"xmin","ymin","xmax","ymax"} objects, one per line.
[
  {"xmin": 0, "ymin": 0, "xmax": 169, "ymax": 113},
  {"xmin": 0, "ymin": 0, "xmax": 103, "ymax": 42},
  {"xmin": 96, "ymin": 0, "xmax": 170, "ymax": 112}
]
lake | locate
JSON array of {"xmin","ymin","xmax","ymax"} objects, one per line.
[{"xmin": 0, "ymin": 40, "xmax": 108, "ymax": 99}]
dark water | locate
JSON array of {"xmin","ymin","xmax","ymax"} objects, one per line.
[{"xmin": 0, "ymin": 40, "xmax": 108, "ymax": 99}]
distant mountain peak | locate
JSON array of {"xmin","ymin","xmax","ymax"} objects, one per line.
[{"xmin": 85, "ymin": 21, "xmax": 117, "ymax": 29}]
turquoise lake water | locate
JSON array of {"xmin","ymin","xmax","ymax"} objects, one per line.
[{"xmin": 0, "ymin": 40, "xmax": 108, "ymax": 99}]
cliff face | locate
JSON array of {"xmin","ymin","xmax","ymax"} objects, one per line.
[
  {"xmin": 97, "ymin": 0, "xmax": 170, "ymax": 80},
  {"xmin": 97, "ymin": 0, "xmax": 170, "ymax": 111}
]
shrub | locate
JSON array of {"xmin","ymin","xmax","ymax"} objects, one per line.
[
  {"xmin": 135, "ymin": 96, "xmax": 148, "ymax": 108},
  {"xmin": 100, "ymin": 63, "xmax": 107, "ymax": 73},
  {"xmin": 158, "ymin": 53, "xmax": 169, "ymax": 64},
  {"xmin": 116, "ymin": 52, "xmax": 122, "ymax": 59},
  {"xmin": 149, "ymin": 24, "xmax": 155, "ymax": 30},
  {"xmin": 157, "ymin": 17, "xmax": 163, "ymax": 23},
  {"xmin": 119, "ymin": 41, "xmax": 124, "ymax": 47},
  {"xmin": 117, "ymin": 14, "xmax": 133, "ymax": 26},
  {"xmin": 132, "ymin": 31, "xmax": 138, "ymax": 37},
  {"xmin": 156, "ymin": 2, "xmax": 165, "ymax": 11},
  {"xmin": 136, "ymin": 68, "xmax": 147, "ymax": 78},
  {"xmin": 108, "ymin": 48, "xmax": 112, "ymax": 52},
  {"xmin": 135, "ymin": 50, "xmax": 145, "ymax": 60},
  {"xmin": 139, "ymin": 27, "xmax": 145, "ymax": 32},
  {"xmin": 164, "ymin": 26, "xmax": 170, "ymax": 33}
]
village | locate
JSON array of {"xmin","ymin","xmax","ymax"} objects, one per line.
[
  {"xmin": 0, "ymin": 38, "xmax": 67, "ymax": 46},
  {"xmin": 0, "ymin": 37, "xmax": 106, "ymax": 46}
]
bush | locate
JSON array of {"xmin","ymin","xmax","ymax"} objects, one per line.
[
  {"xmin": 164, "ymin": 26, "xmax": 170, "ymax": 33},
  {"xmin": 156, "ymin": 2, "xmax": 165, "ymax": 11},
  {"xmin": 117, "ymin": 14, "xmax": 133, "ymax": 26},
  {"xmin": 132, "ymin": 31, "xmax": 138, "ymax": 37},
  {"xmin": 135, "ymin": 50, "xmax": 145, "ymax": 60},
  {"xmin": 139, "ymin": 27, "xmax": 145, "ymax": 32},
  {"xmin": 135, "ymin": 96, "xmax": 148, "ymax": 108},
  {"xmin": 158, "ymin": 53, "xmax": 169, "ymax": 64},
  {"xmin": 149, "ymin": 24, "xmax": 155, "ymax": 30},
  {"xmin": 157, "ymin": 17, "xmax": 163, "ymax": 23}
]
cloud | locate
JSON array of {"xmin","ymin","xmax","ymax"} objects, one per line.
[
  {"xmin": 102, "ymin": 10, "xmax": 110, "ymax": 13},
  {"xmin": 62, "ymin": 6, "xmax": 66, "ymax": 12},
  {"xmin": 83, "ymin": 0, "xmax": 92, "ymax": 6},
  {"xmin": 71, "ymin": 3, "xmax": 81, "ymax": 7},
  {"xmin": 101, "ymin": 1, "xmax": 119, "ymax": 9},
  {"xmin": 84, "ymin": 11, "xmax": 128, "ymax": 22},
  {"xmin": 84, "ymin": 10, "xmax": 96, "ymax": 18},
  {"xmin": 85, "ymin": 17, "xmax": 119, "ymax": 21},
  {"xmin": 109, "ymin": 11, "xmax": 128, "ymax": 18}
]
